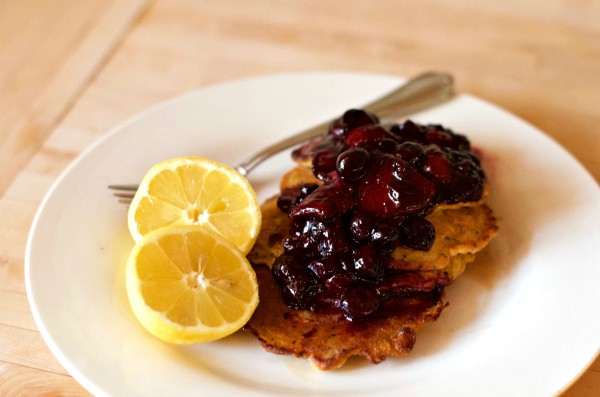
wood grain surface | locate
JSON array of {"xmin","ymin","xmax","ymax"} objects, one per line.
[{"xmin": 0, "ymin": 0, "xmax": 598, "ymax": 395}]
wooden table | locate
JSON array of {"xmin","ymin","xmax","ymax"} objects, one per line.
[{"xmin": 1, "ymin": 0, "xmax": 598, "ymax": 394}]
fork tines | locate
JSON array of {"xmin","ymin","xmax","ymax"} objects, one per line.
[
  {"xmin": 107, "ymin": 184, "xmax": 138, "ymax": 191},
  {"xmin": 113, "ymin": 192, "xmax": 135, "ymax": 199},
  {"xmin": 108, "ymin": 184, "xmax": 137, "ymax": 205}
]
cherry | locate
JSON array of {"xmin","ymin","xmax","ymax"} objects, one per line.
[
  {"xmin": 316, "ymin": 219, "xmax": 350, "ymax": 257},
  {"xmin": 422, "ymin": 147, "xmax": 453, "ymax": 185},
  {"xmin": 345, "ymin": 125, "xmax": 394, "ymax": 148},
  {"xmin": 358, "ymin": 155, "xmax": 436, "ymax": 218},
  {"xmin": 291, "ymin": 179, "xmax": 353, "ymax": 220}
]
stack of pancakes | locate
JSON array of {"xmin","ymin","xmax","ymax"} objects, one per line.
[{"xmin": 244, "ymin": 161, "xmax": 498, "ymax": 370}]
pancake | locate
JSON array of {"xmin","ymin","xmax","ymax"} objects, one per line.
[
  {"xmin": 244, "ymin": 176, "xmax": 497, "ymax": 369},
  {"xmin": 244, "ymin": 121, "xmax": 498, "ymax": 369},
  {"xmin": 244, "ymin": 265, "xmax": 447, "ymax": 370}
]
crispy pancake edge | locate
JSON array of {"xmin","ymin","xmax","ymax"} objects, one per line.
[{"xmin": 244, "ymin": 265, "xmax": 447, "ymax": 370}]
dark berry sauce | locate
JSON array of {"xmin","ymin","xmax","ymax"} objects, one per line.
[{"xmin": 275, "ymin": 109, "xmax": 485, "ymax": 320}]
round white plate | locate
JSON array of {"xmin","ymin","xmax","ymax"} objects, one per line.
[{"xmin": 26, "ymin": 72, "xmax": 600, "ymax": 396}]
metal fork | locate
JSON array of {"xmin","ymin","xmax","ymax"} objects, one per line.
[{"xmin": 109, "ymin": 71, "xmax": 455, "ymax": 204}]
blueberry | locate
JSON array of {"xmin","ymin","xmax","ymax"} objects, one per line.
[
  {"xmin": 348, "ymin": 211, "xmax": 377, "ymax": 244},
  {"xmin": 395, "ymin": 141, "xmax": 425, "ymax": 165},
  {"xmin": 329, "ymin": 109, "xmax": 379, "ymax": 138},
  {"xmin": 336, "ymin": 147, "xmax": 371, "ymax": 181},
  {"xmin": 339, "ymin": 286, "xmax": 380, "ymax": 320},
  {"xmin": 371, "ymin": 223, "xmax": 400, "ymax": 253},
  {"xmin": 272, "ymin": 257, "xmax": 323, "ymax": 309},
  {"xmin": 350, "ymin": 245, "xmax": 383, "ymax": 281},
  {"xmin": 400, "ymin": 218, "xmax": 436, "ymax": 250}
]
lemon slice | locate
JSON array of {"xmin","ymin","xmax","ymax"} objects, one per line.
[
  {"xmin": 126, "ymin": 225, "xmax": 259, "ymax": 344},
  {"xmin": 128, "ymin": 156, "xmax": 261, "ymax": 254}
]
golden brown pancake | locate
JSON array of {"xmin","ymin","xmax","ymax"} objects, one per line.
[
  {"xmin": 244, "ymin": 265, "xmax": 447, "ymax": 370},
  {"xmin": 244, "ymin": 164, "xmax": 498, "ymax": 369}
]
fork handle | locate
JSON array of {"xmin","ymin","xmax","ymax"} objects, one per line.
[{"xmin": 234, "ymin": 71, "xmax": 454, "ymax": 176}]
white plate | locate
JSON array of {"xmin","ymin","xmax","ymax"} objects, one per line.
[{"xmin": 26, "ymin": 72, "xmax": 600, "ymax": 397}]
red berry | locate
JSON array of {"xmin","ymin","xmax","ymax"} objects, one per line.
[
  {"xmin": 400, "ymin": 218, "xmax": 436, "ymax": 250},
  {"xmin": 336, "ymin": 147, "xmax": 371, "ymax": 181},
  {"xmin": 340, "ymin": 286, "xmax": 380, "ymax": 320},
  {"xmin": 345, "ymin": 125, "xmax": 395, "ymax": 148},
  {"xmin": 329, "ymin": 109, "xmax": 379, "ymax": 138},
  {"xmin": 422, "ymin": 148, "xmax": 453, "ymax": 184},
  {"xmin": 358, "ymin": 155, "xmax": 436, "ymax": 218}
]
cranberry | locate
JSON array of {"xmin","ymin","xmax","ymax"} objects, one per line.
[
  {"xmin": 339, "ymin": 286, "xmax": 380, "ymax": 320},
  {"xmin": 329, "ymin": 109, "xmax": 379, "ymax": 138},
  {"xmin": 400, "ymin": 217, "xmax": 436, "ymax": 250},
  {"xmin": 336, "ymin": 147, "xmax": 371, "ymax": 181},
  {"xmin": 358, "ymin": 155, "xmax": 436, "ymax": 218}
]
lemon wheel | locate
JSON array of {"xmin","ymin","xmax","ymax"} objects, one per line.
[
  {"xmin": 127, "ymin": 156, "xmax": 261, "ymax": 254},
  {"xmin": 126, "ymin": 225, "xmax": 259, "ymax": 344}
]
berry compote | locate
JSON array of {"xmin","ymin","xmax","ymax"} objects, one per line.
[{"xmin": 274, "ymin": 109, "xmax": 485, "ymax": 321}]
